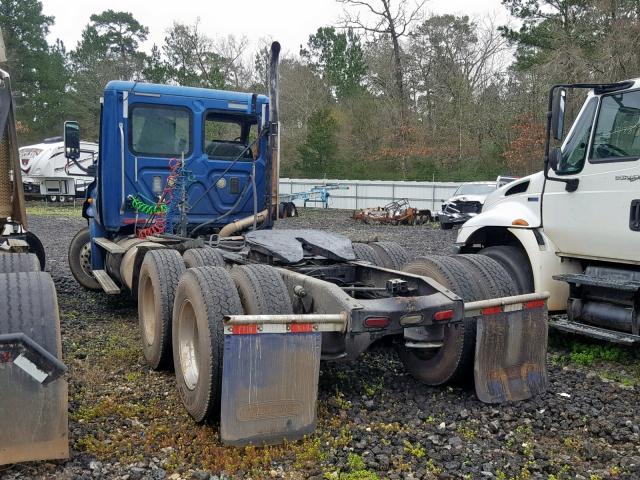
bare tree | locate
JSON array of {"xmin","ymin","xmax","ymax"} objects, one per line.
[{"xmin": 337, "ymin": 0, "xmax": 426, "ymax": 112}]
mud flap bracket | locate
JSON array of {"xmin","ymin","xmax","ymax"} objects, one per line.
[{"xmin": 0, "ymin": 333, "xmax": 67, "ymax": 385}]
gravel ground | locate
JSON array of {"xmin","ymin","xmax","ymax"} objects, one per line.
[{"xmin": 2, "ymin": 205, "xmax": 639, "ymax": 480}]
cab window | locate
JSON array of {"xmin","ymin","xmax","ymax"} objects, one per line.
[
  {"xmin": 590, "ymin": 90, "xmax": 640, "ymax": 162},
  {"xmin": 203, "ymin": 113, "xmax": 256, "ymax": 160},
  {"xmin": 557, "ymin": 97, "xmax": 597, "ymax": 174},
  {"xmin": 130, "ymin": 106, "xmax": 191, "ymax": 157}
]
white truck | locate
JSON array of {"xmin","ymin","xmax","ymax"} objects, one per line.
[{"xmin": 455, "ymin": 80, "xmax": 640, "ymax": 346}]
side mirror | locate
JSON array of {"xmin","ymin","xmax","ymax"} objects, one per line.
[
  {"xmin": 548, "ymin": 147, "xmax": 561, "ymax": 172},
  {"xmin": 551, "ymin": 88, "xmax": 566, "ymax": 141},
  {"xmin": 64, "ymin": 121, "xmax": 80, "ymax": 160}
]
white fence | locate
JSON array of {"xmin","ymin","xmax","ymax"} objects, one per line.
[{"xmin": 279, "ymin": 178, "xmax": 462, "ymax": 211}]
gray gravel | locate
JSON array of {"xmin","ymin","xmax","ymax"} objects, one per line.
[{"xmin": 2, "ymin": 207, "xmax": 638, "ymax": 480}]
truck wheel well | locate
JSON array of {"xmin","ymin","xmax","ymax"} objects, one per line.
[{"xmin": 459, "ymin": 227, "xmax": 522, "ymax": 253}]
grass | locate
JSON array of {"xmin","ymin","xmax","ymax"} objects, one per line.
[
  {"xmin": 26, "ymin": 199, "xmax": 83, "ymax": 217},
  {"xmin": 324, "ymin": 453, "xmax": 380, "ymax": 480},
  {"xmin": 550, "ymin": 335, "xmax": 640, "ymax": 385}
]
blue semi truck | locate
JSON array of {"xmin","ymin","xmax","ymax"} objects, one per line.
[{"xmin": 65, "ymin": 42, "xmax": 550, "ymax": 446}]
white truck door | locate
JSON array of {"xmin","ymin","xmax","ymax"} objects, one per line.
[{"xmin": 543, "ymin": 90, "xmax": 640, "ymax": 263}]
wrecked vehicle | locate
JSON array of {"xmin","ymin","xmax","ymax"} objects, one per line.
[
  {"xmin": 353, "ymin": 199, "xmax": 432, "ymax": 225},
  {"xmin": 438, "ymin": 182, "xmax": 497, "ymax": 230}
]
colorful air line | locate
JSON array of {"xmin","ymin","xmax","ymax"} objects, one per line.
[
  {"xmin": 129, "ymin": 195, "xmax": 168, "ymax": 215},
  {"xmin": 136, "ymin": 158, "xmax": 187, "ymax": 239}
]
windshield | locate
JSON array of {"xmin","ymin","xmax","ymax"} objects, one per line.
[
  {"xmin": 557, "ymin": 97, "xmax": 598, "ymax": 174},
  {"xmin": 454, "ymin": 184, "xmax": 495, "ymax": 196}
]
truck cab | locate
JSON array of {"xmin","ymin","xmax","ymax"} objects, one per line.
[
  {"xmin": 93, "ymin": 81, "xmax": 270, "ymax": 234},
  {"xmin": 70, "ymin": 81, "xmax": 272, "ymax": 282},
  {"xmin": 456, "ymin": 79, "xmax": 640, "ymax": 344}
]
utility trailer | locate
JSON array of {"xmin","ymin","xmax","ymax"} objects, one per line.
[
  {"xmin": 455, "ymin": 80, "xmax": 640, "ymax": 346},
  {"xmin": 0, "ymin": 48, "xmax": 68, "ymax": 465},
  {"xmin": 67, "ymin": 42, "xmax": 550, "ymax": 446}
]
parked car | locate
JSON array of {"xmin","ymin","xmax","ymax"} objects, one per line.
[
  {"xmin": 20, "ymin": 137, "xmax": 98, "ymax": 201},
  {"xmin": 438, "ymin": 175, "xmax": 518, "ymax": 230}
]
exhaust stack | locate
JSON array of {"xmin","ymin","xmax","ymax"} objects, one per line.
[{"xmin": 268, "ymin": 41, "xmax": 281, "ymax": 220}]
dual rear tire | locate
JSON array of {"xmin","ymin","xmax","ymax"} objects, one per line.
[
  {"xmin": 399, "ymin": 254, "xmax": 517, "ymax": 385},
  {"xmin": 172, "ymin": 264, "xmax": 292, "ymax": 422},
  {"xmin": 138, "ymin": 248, "xmax": 292, "ymax": 423}
]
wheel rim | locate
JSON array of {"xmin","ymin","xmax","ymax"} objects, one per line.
[
  {"xmin": 141, "ymin": 275, "xmax": 156, "ymax": 346},
  {"xmin": 178, "ymin": 299, "xmax": 199, "ymax": 391},
  {"xmin": 79, "ymin": 242, "xmax": 93, "ymax": 277}
]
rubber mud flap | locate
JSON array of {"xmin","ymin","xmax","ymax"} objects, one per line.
[
  {"xmin": 220, "ymin": 331, "xmax": 322, "ymax": 446},
  {"xmin": 0, "ymin": 271, "xmax": 68, "ymax": 465},
  {"xmin": 474, "ymin": 303, "xmax": 549, "ymax": 403}
]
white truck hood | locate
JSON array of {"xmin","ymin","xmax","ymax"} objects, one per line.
[{"xmin": 459, "ymin": 172, "xmax": 544, "ymax": 231}]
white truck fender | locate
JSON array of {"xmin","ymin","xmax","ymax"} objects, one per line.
[{"xmin": 457, "ymin": 225, "xmax": 581, "ymax": 312}]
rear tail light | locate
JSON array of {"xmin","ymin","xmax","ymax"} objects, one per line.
[
  {"xmin": 364, "ymin": 317, "xmax": 391, "ymax": 329},
  {"xmin": 434, "ymin": 309, "xmax": 454, "ymax": 321},
  {"xmin": 481, "ymin": 306, "xmax": 502, "ymax": 315},
  {"xmin": 525, "ymin": 300, "xmax": 545, "ymax": 310}
]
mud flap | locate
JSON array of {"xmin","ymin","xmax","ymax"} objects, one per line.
[
  {"xmin": 472, "ymin": 298, "xmax": 549, "ymax": 403},
  {"xmin": 0, "ymin": 272, "xmax": 68, "ymax": 465},
  {"xmin": 220, "ymin": 326, "xmax": 322, "ymax": 446},
  {"xmin": 0, "ymin": 334, "xmax": 68, "ymax": 465}
]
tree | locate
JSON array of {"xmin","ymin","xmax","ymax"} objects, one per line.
[
  {"xmin": 503, "ymin": 113, "xmax": 546, "ymax": 175},
  {"xmin": 296, "ymin": 108, "xmax": 339, "ymax": 177},
  {"xmin": 68, "ymin": 10, "xmax": 149, "ymax": 139},
  {"xmin": 338, "ymin": 0, "xmax": 426, "ymax": 110},
  {"xmin": 301, "ymin": 27, "xmax": 367, "ymax": 99},
  {"xmin": 0, "ymin": 0, "xmax": 68, "ymax": 141},
  {"xmin": 162, "ymin": 20, "xmax": 224, "ymax": 88},
  {"xmin": 72, "ymin": 10, "xmax": 149, "ymax": 81}
]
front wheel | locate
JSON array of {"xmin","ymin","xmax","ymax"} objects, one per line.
[
  {"xmin": 68, "ymin": 227, "xmax": 100, "ymax": 291},
  {"xmin": 479, "ymin": 245, "xmax": 534, "ymax": 294}
]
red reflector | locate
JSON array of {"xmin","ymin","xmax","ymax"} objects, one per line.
[
  {"xmin": 290, "ymin": 323, "xmax": 313, "ymax": 333},
  {"xmin": 525, "ymin": 300, "xmax": 545, "ymax": 310},
  {"xmin": 232, "ymin": 324, "xmax": 258, "ymax": 335},
  {"xmin": 481, "ymin": 306, "xmax": 503, "ymax": 315},
  {"xmin": 364, "ymin": 317, "xmax": 391, "ymax": 328},
  {"xmin": 434, "ymin": 309, "xmax": 454, "ymax": 321}
]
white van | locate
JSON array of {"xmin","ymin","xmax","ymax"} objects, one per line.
[{"xmin": 20, "ymin": 137, "xmax": 98, "ymax": 201}]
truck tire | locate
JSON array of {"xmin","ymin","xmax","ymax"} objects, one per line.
[
  {"xmin": 25, "ymin": 231, "xmax": 46, "ymax": 270},
  {"xmin": 399, "ymin": 255, "xmax": 484, "ymax": 385},
  {"xmin": 183, "ymin": 248, "xmax": 225, "ymax": 269},
  {"xmin": 138, "ymin": 249, "xmax": 186, "ymax": 370},
  {"xmin": 454, "ymin": 254, "xmax": 518, "ymax": 299},
  {"xmin": 231, "ymin": 264, "xmax": 293, "ymax": 315},
  {"xmin": 0, "ymin": 253, "xmax": 41, "ymax": 273},
  {"xmin": 352, "ymin": 243, "xmax": 383, "ymax": 266},
  {"xmin": 479, "ymin": 245, "xmax": 534, "ymax": 294},
  {"xmin": 371, "ymin": 242, "xmax": 411, "ymax": 270},
  {"xmin": 440, "ymin": 222, "xmax": 453, "ymax": 230},
  {"xmin": 0, "ymin": 271, "xmax": 61, "ymax": 358},
  {"xmin": 68, "ymin": 227, "xmax": 101, "ymax": 291},
  {"xmin": 172, "ymin": 267, "xmax": 243, "ymax": 423}
]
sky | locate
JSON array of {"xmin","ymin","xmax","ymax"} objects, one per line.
[{"xmin": 41, "ymin": 0, "xmax": 509, "ymax": 56}]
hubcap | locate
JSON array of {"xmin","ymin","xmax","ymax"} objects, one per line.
[
  {"xmin": 178, "ymin": 300, "xmax": 199, "ymax": 391},
  {"xmin": 141, "ymin": 275, "xmax": 156, "ymax": 346}
]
